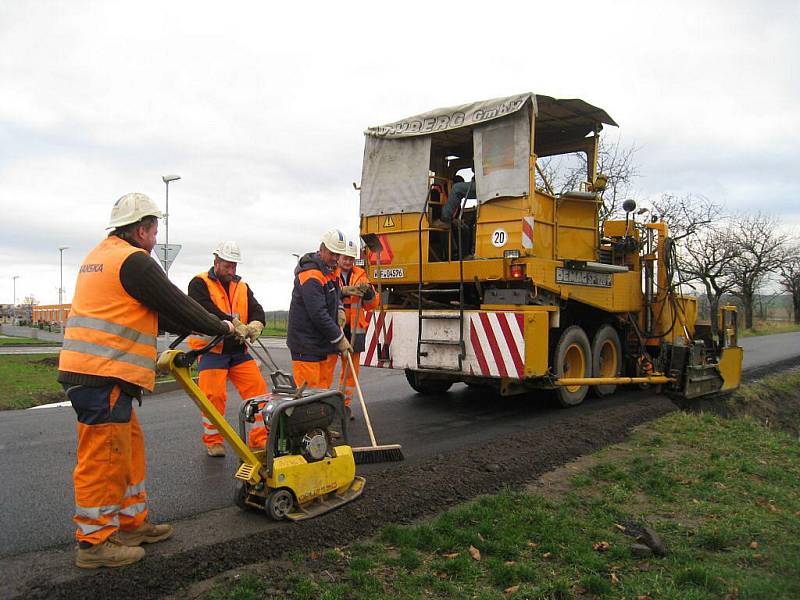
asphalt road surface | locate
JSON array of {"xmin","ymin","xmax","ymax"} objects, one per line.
[{"xmin": 1, "ymin": 331, "xmax": 798, "ymax": 595}]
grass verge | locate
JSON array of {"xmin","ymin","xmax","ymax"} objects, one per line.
[
  {"xmin": 0, "ymin": 354, "xmax": 64, "ymax": 409},
  {"xmin": 0, "ymin": 354, "xmax": 199, "ymax": 409},
  {"xmin": 0, "ymin": 335, "xmax": 60, "ymax": 346},
  {"xmin": 207, "ymin": 375, "xmax": 800, "ymax": 600},
  {"xmin": 739, "ymin": 321, "xmax": 800, "ymax": 338},
  {"xmin": 261, "ymin": 326, "xmax": 287, "ymax": 337}
]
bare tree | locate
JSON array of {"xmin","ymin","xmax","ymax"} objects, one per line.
[
  {"xmin": 536, "ymin": 137, "xmax": 641, "ymax": 222},
  {"xmin": 680, "ymin": 224, "xmax": 740, "ymax": 338},
  {"xmin": 778, "ymin": 246, "xmax": 800, "ymax": 324},
  {"xmin": 595, "ymin": 138, "xmax": 640, "ymax": 221},
  {"xmin": 649, "ymin": 193, "xmax": 722, "ymax": 242},
  {"xmin": 729, "ymin": 213, "xmax": 789, "ymax": 329}
]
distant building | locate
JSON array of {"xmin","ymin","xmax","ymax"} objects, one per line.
[{"xmin": 32, "ymin": 304, "xmax": 71, "ymax": 325}]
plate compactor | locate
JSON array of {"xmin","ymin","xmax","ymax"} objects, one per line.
[{"xmin": 157, "ymin": 334, "xmax": 365, "ymax": 521}]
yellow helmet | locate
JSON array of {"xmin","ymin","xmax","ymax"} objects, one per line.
[{"xmin": 107, "ymin": 193, "xmax": 163, "ymax": 229}]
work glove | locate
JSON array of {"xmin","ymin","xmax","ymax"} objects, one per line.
[
  {"xmin": 337, "ymin": 307, "xmax": 346, "ymax": 328},
  {"xmin": 335, "ymin": 337, "xmax": 352, "ymax": 354},
  {"xmin": 221, "ymin": 320, "xmax": 235, "ymax": 335},
  {"xmin": 341, "ymin": 285, "xmax": 364, "ymax": 297},
  {"xmin": 357, "ymin": 282, "xmax": 375, "ymax": 301},
  {"xmin": 231, "ymin": 318, "xmax": 248, "ymax": 342},
  {"xmin": 246, "ymin": 320, "xmax": 264, "ymax": 342}
]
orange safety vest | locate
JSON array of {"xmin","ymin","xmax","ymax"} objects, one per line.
[
  {"xmin": 340, "ymin": 265, "xmax": 379, "ymax": 331},
  {"xmin": 59, "ymin": 236, "xmax": 159, "ymax": 391},
  {"xmin": 188, "ymin": 271, "xmax": 249, "ymax": 353}
]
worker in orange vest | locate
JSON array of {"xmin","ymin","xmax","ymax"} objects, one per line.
[
  {"xmin": 188, "ymin": 242, "xmax": 268, "ymax": 457},
  {"xmin": 338, "ymin": 238, "xmax": 378, "ymax": 418},
  {"xmin": 59, "ymin": 193, "xmax": 235, "ymax": 569}
]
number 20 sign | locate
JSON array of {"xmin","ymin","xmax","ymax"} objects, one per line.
[{"xmin": 491, "ymin": 228, "xmax": 508, "ymax": 247}]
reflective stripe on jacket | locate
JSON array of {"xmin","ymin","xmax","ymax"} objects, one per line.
[
  {"xmin": 188, "ymin": 271, "xmax": 249, "ymax": 353},
  {"xmin": 59, "ymin": 236, "xmax": 159, "ymax": 391},
  {"xmin": 339, "ymin": 265, "xmax": 379, "ymax": 331}
]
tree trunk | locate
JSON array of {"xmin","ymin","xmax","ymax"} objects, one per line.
[
  {"xmin": 743, "ymin": 295, "xmax": 754, "ymax": 330},
  {"xmin": 709, "ymin": 296, "xmax": 721, "ymax": 340},
  {"xmin": 794, "ymin": 292, "xmax": 800, "ymax": 325}
]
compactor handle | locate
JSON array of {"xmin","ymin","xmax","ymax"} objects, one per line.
[
  {"xmin": 169, "ymin": 333, "xmax": 189, "ymax": 349},
  {"xmin": 173, "ymin": 334, "xmax": 225, "ymax": 368}
]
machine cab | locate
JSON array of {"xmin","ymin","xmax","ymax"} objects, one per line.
[{"xmin": 359, "ymin": 93, "xmax": 618, "ymax": 281}]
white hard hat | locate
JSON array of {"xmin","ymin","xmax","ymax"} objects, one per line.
[
  {"xmin": 343, "ymin": 238, "xmax": 359, "ymax": 258},
  {"xmin": 213, "ymin": 241, "xmax": 242, "ymax": 263},
  {"xmin": 320, "ymin": 228, "xmax": 347, "ymax": 255},
  {"xmin": 107, "ymin": 193, "xmax": 163, "ymax": 229}
]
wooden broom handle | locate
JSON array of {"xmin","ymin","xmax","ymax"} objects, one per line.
[{"xmin": 346, "ymin": 350, "xmax": 377, "ymax": 448}]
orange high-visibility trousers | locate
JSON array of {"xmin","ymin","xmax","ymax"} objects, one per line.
[
  {"xmin": 292, "ymin": 354, "xmax": 339, "ymax": 390},
  {"xmin": 337, "ymin": 352, "xmax": 362, "ymax": 408},
  {"xmin": 197, "ymin": 352, "xmax": 268, "ymax": 449},
  {"xmin": 68, "ymin": 384, "xmax": 148, "ymax": 545}
]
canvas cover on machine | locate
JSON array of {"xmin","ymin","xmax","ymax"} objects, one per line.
[
  {"xmin": 473, "ymin": 105, "xmax": 531, "ymax": 202},
  {"xmin": 360, "ymin": 93, "xmax": 534, "ymax": 217},
  {"xmin": 360, "ymin": 135, "xmax": 431, "ymax": 216},
  {"xmin": 365, "ymin": 93, "xmax": 533, "ymax": 139}
]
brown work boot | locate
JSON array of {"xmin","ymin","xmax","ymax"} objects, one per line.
[
  {"xmin": 207, "ymin": 443, "xmax": 226, "ymax": 457},
  {"xmin": 75, "ymin": 535, "xmax": 145, "ymax": 569},
  {"xmin": 118, "ymin": 520, "xmax": 174, "ymax": 546}
]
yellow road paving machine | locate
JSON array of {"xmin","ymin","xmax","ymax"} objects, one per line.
[{"xmin": 357, "ymin": 93, "xmax": 742, "ymax": 405}]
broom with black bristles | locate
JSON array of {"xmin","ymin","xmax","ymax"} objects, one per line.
[{"xmin": 345, "ymin": 350, "xmax": 404, "ymax": 464}]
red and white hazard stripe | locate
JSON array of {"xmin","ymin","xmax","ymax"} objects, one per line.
[
  {"xmin": 469, "ymin": 312, "xmax": 525, "ymax": 378},
  {"xmin": 362, "ymin": 311, "xmax": 393, "ymax": 367},
  {"xmin": 521, "ymin": 216, "xmax": 534, "ymax": 249}
]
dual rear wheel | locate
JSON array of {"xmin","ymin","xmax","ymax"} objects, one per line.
[{"xmin": 553, "ymin": 324, "xmax": 621, "ymax": 407}]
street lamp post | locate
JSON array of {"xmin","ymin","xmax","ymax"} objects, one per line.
[
  {"xmin": 12, "ymin": 275, "xmax": 19, "ymax": 325},
  {"xmin": 58, "ymin": 246, "xmax": 69, "ymax": 329},
  {"xmin": 162, "ymin": 174, "xmax": 181, "ymax": 275}
]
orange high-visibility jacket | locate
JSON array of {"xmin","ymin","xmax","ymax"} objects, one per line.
[
  {"xmin": 188, "ymin": 271, "xmax": 249, "ymax": 353},
  {"xmin": 59, "ymin": 236, "xmax": 159, "ymax": 391},
  {"xmin": 340, "ymin": 265, "xmax": 379, "ymax": 331}
]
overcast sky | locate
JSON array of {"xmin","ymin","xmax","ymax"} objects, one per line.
[{"xmin": 1, "ymin": 0, "xmax": 798, "ymax": 309}]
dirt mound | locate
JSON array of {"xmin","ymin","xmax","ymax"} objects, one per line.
[
  {"xmin": 22, "ymin": 395, "xmax": 675, "ymax": 599},
  {"xmin": 688, "ymin": 367, "xmax": 800, "ymax": 436},
  {"xmin": 34, "ymin": 356, "xmax": 59, "ymax": 367},
  {"xmin": 31, "ymin": 390, "xmax": 66, "ymax": 404}
]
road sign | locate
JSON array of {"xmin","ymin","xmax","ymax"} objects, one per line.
[{"xmin": 153, "ymin": 244, "xmax": 182, "ymax": 271}]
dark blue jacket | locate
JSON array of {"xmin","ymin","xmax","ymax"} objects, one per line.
[{"xmin": 287, "ymin": 252, "xmax": 343, "ymax": 361}]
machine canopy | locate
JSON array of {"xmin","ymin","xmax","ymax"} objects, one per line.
[{"xmin": 360, "ymin": 93, "xmax": 616, "ymax": 217}]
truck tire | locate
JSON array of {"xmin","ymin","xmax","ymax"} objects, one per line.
[
  {"xmin": 405, "ymin": 369, "xmax": 453, "ymax": 394},
  {"xmin": 591, "ymin": 325, "xmax": 622, "ymax": 397},
  {"xmin": 553, "ymin": 325, "xmax": 591, "ymax": 407}
]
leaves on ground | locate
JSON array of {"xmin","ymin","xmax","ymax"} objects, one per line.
[{"xmin": 592, "ymin": 540, "xmax": 611, "ymax": 552}]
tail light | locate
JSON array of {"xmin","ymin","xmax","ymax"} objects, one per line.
[{"xmin": 510, "ymin": 264, "xmax": 526, "ymax": 279}]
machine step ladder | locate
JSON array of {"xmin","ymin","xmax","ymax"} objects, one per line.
[{"xmin": 415, "ymin": 186, "xmax": 467, "ymax": 372}]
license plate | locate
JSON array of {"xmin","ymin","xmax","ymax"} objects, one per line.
[
  {"xmin": 555, "ymin": 267, "xmax": 612, "ymax": 288},
  {"xmin": 375, "ymin": 267, "xmax": 405, "ymax": 279}
]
